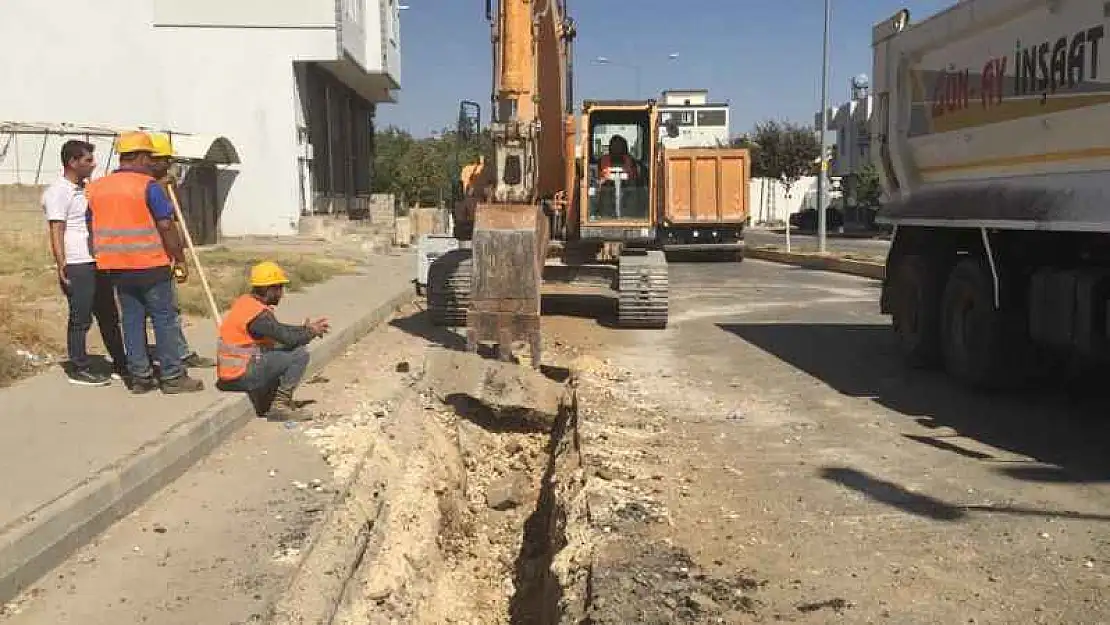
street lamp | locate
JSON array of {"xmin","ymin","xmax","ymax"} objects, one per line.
[
  {"xmin": 594, "ymin": 53, "xmax": 680, "ymax": 99},
  {"xmin": 816, "ymin": 0, "xmax": 831, "ymax": 254}
]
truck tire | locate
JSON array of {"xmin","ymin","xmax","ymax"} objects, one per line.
[
  {"xmin": 939, "ymin": 257, "xmax": 1021, "ymax": 389},
  {"xmin": 889, "ymin": 254, "xmax": 942, "ymax": 367}
]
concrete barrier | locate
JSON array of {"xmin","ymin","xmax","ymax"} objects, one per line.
[{"xmin": 747, "ymin": 246, "xmax": 886, "ymax": 281}]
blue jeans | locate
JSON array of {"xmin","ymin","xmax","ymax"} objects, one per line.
[
  {"xmin": 63, "ymin": 263, "xmax": 127, "ymax": 370},
  {"xmin": 218, "ymin": 346, "xmax": 310, "ymax": 416},
  {"xmin": 115, "ymin": 277, "xmax": 185, "ymax": 380},
  {"xmin": 222, "ymin": 346, "xmax": 310, "ymax": 394},
  {"xmin": 163, "ymin": 283, "xmax": 192, "ymax": 362}
]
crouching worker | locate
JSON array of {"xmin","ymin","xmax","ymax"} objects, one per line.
[{"xmin": 216, "ymin": 262, "xmax": 330, "ymax": 421}]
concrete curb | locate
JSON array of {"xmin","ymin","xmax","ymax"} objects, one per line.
[
  {"xmin": 0, "ymin": 287, "xmax": 415, "ymax": 606},
  {"xmin": 746, "ymin": 247, "xmax": 886, "ymax": 280}
]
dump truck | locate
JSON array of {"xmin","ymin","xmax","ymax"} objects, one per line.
[
  {"xmin": 873, "ymin": 1, "xmax": 1110, "ymax": 387},
  {"xmin": 656, "ymin": 146, "xmax": 749, "ymax": 257}
]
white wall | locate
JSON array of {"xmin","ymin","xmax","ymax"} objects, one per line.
[
  {"xmin": 152, "ymin": 0, "xmax": 337, "ymax": 27},
  {"xmin": 0, "ymin": 1, "xmax": 165, "ymax": 128},
  {"xmin": 749, "ymin": 176, "xmax": 825, "ymax": 224},
  {"xmin": 0, "ymin": 0, "xmax": 400, "ymax": 238},
  {"xmin": 155, "ymin": 26, "xmax": 336, "ymax": 236}
]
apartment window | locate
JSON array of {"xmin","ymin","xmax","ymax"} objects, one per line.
[
  {"xmin": 696, "ymin": 109, "xmax": 726, "ymax": 127},
  {"xmin": 659, "ymin": 110, "xmax": 695, "ymax": 126}
]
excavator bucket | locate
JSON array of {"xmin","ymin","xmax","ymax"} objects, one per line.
[{"xmin": 466, "ymin": 203, "xmax": 549, "ymax": 367}]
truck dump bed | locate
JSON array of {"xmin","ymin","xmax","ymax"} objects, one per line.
[
  {"xmin": 872, "ymin": 0, "xmax": 1110, "ymax": 231},
  {"xmin": 659, "ymin": 148, "xmax": 750, "ymax": 224}
]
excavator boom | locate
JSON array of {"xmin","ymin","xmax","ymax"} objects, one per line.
[{"xmin": 426, "ymin": 1, "xmax": 670, "ymax": 366}]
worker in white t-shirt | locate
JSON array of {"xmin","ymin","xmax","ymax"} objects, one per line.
[{"xmin": 42, "ymin": 140, "xmax": 128, "ymax": 386}]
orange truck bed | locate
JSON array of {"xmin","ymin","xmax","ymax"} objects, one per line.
[{"xmin": 659, "ymin": 147, "xmax": 751, "ymax": 225}]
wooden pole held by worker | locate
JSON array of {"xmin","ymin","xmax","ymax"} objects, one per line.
[{"xmin": 167, "ymin": 185, "xmax": 222, "ymax": 326}]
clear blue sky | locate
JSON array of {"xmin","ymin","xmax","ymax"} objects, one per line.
[{"xmin": 377, "ymin": 1, "xmax": 952, "ymax": 138}]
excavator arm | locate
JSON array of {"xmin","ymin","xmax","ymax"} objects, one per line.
[{"xmin": 478, "ymin": 0, "xmax": 575, "ymax": 207}]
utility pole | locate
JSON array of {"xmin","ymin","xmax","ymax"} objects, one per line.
[{"xmin": 816, "ymin": 0, "xmax": 831, "ymax": 254}]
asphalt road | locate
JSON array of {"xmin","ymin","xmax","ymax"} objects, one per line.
[
  {"xmin": 745, "ymin": 228, "xmax": 891, "ymax": 258},
  {"xmin": 541, "ymin": 258, "xmax": 1110, "ymax": 623}
]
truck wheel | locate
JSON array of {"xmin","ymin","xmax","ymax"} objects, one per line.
[
  {"xmin": 890, "ymin": 254, "xmax": 942, "ymax": 367},
  {"xmin": 939, "ymin": 257, "xmax": 1021, "ymax": 389}
]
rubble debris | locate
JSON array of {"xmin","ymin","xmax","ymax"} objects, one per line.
[
  {"xmin": 796, "ymin": 597, "xmax": 852, "ymax": 613},
  {"xmin": 486, "ymin": 471, "xmax": 530, "ymax": 511},
  {"xmin": 421, "ymin": 348, "xmax": 566, "ymax": 431}
]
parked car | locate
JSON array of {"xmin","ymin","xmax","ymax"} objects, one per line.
[{"xmin": 789, "ymin": 206, "xmax": 844, "ymax": 232}]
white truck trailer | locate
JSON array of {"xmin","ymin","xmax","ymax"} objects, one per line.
[{"xmin": 872, "ymin": 1, "xmax": 1110, "ymax": 388}]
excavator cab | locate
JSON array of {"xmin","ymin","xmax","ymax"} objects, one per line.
[{"xmin": 579, "ymin": 101, "xmax": 657, "ymax": 244}]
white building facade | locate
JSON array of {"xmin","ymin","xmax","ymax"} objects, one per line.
[
  {"xmin": 815, "ymin": 96, "xmax": 873, "ymax": 179},
  {"xmin": 657, "ymin": 89, "xmax": 730, "ymax": 149},
  {"xmin": 0, "ymin": 0, "xmax": 401, "ymax": 238}
]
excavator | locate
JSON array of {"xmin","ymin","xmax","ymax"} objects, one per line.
[{"xmin": 426, "ymin": 0, "xmax": 674, "ymax": 367}]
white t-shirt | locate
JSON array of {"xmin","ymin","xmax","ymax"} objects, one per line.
[{"xmin": 42, "ymin": 177, "xmax": 94, "ymax": 266}]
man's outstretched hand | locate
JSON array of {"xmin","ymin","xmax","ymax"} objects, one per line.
[{"xmin": 305, "ymin": 317, "xmax": 331, "ymax": 338}]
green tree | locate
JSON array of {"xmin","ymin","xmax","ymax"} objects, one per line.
[
  {"xmin": 846, "ymin": 162, "xmax": 882, "ymax": 207},
  {"xmin": 372, "ymin": 125, "xmax": 493, "ymax": 208},
  {"xmin": 372, "ymin": 126, "xmax": 415, "ymax": 196},
  {"xmin": 738, "ymin": 120, "xmax": 822, "ymax": 196}
]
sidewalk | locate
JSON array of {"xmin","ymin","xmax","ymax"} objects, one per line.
[{"xmin": 0, "ymin": 251, "xmax": 415, "ymax": 605}]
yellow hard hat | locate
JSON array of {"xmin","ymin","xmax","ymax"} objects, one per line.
[
  {"xmin": 116, "ymin": 131, "xmax": 154, "ymax": 155},
  {"xmin": 249, "ymin": 261, "xmax": 290, "ymax": 288},
  {"xmin": 149, "ymin": 133, "xmax": 175, "ymax": 158}
]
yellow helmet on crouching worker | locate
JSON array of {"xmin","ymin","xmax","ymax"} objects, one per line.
[
  {"xmin": 116, "ymin": 131, "xmax": 154, "ymax": 154},
  {"xmin": 149, "ymin": 132, "xmax": 175, "ymax": 158},
  {"xmin": 249, "ymin": 262, "xmax": 290, "ymax": 288}
]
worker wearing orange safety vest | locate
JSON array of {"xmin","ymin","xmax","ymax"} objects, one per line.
[
  {"xmin": 598, "ymin": 135, "xmax": 639, "ymax": 182},
  {"xmin": 216, "ymin": 262, "xmax": 330, "ymax": 421},
  {"xmin": 86, "ymin": 131, "xmax": 204, "ymax": 395}
]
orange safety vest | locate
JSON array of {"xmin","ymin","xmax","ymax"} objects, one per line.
[
  {"xmin": 216, "ymin": 295, "xmax": 277, "ymax": 381},
  {"xmin": 86, "ymin": 171, "xmax": 171, "ymax": 270},
  {"xmin": 599, "ymin": 154, "xmax": 637, "ymax": 181}
]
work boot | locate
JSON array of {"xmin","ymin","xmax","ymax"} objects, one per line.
[
  {"xmin": 266, "ymin": 388, "xmax": 313, "ymax": 422},
  {"xmin": 183, "ymin": 353, "xmax": 216, "ymax": 368},
  {"xmin": 161, "ymin": 374, "xmax": 205, "ymax": 394},
  {"xmin": 130, "ymin": 376, "xmax": 159, "ymax": 395},
  {"xmin": 248, "ymin": 385, "xmax": 279, "ymax": 417}
]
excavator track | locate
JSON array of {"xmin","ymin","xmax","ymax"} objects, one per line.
[
  {"xmin": 427, "ymin": 248, "xmax": 473, "ymax": 327},
  {"xmin": 616, "ymin": 250, "xmax": 669, "ymax": 328}
]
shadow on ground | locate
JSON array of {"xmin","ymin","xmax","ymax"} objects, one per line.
[
  {"xmin": 719, "ymin": 322, "xmax": 1110, "ymax": 484},
  {"xmin": 541, "ymin": 292, "xmax": 616, "ymax": 328},
  {"xmin": 821, "ymin": 466, "xmax": 1110, "ymax": 523}
]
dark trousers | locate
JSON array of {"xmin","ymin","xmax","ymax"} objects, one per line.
[
  {"xmin": 115, "ymin": 277, "xmax": 185, "ymax": 380},
  {"xmin": 220, "ymin": 346, "xmax": 310, "ymax": 414},
  {"xmin": 63, "ymin": 263, "xmax": 126, "ymax": 370}
]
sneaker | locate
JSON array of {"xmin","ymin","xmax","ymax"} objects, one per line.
[
  {"xmin": 130, "ymin": 376, "xmax": 159, "ymax": 395},
  {"xmin": 67, "ymin": 367, "xmax": 111, "ymax": 387},
  {"xmin": 161, "ymin": 374, "xmax": 205, "ymax": 394},
  {"xmin": 182, "ymin": 353, "xmax": 216, "ymax": 368}
]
